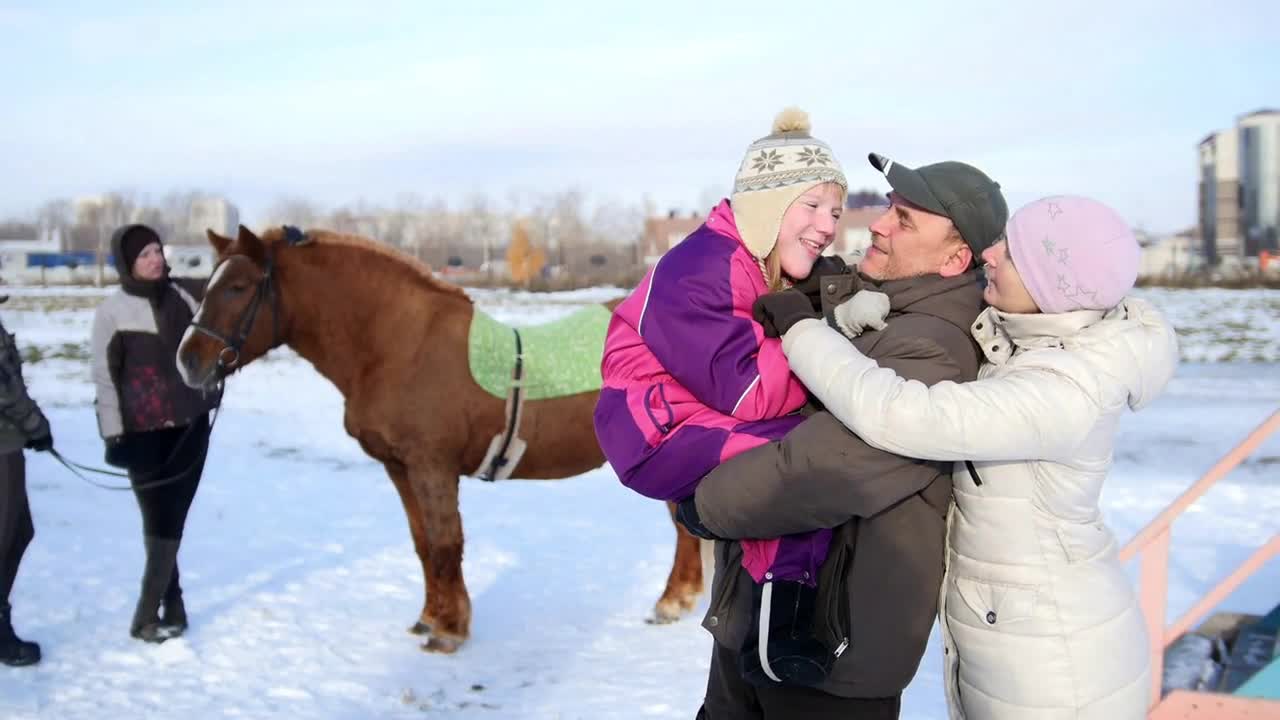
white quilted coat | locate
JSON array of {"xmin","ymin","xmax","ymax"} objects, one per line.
[{"xmin": 783, "ymin": 297, "xmax": 1179, "ymax": 720}]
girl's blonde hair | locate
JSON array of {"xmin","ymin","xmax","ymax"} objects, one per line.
[{"xmin": 759, "ymin": 251, "xmax": 787, "ymax": 292}]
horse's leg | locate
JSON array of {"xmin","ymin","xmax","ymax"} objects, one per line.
[
  {"xmin": 384, "ymin": 460, "xmax": 435, "ymax": 635},
  {"xmin": 408, "ymin": 463, "xmax": 470, "ymax": 653},
  {"xmin": 651, "ymin": 501, "xmax": 707, "ymax": 623}
]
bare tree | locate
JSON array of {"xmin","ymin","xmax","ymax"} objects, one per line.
[
  {"xmin": 158, "ymin": 191, "xmax": 201, "ymax": 244},
  {"xmin": 35, "ymin": 198, "xmax": 73, "ymax": 248},
  {"xmin": 464, "ymin": 193, "xmax": 503, "ymax": 273},
  {"xmin": 547, "ymin": 189, "xmax": 588, "ymax": 271},
  {"xmin": 697, "ymin": 184, "xmax": 726, "ymax": 214},
  {"xmin": 423, "ymin": 198, "xmax": 457, "ymax": 268},
  {"xmin": 586, "ymin": 200, "xmax": 643, "ymax": 279},
  {"xmin": 0, "ymin": 220, "xmax": 38, "ymax": 240},
  {"xmin": 390, "ymin": 193, "xmax": 428, "ymax": 262},
  {"xmin": 22, "ymin": 186, "xmax": 657, "ymax": 288},
  {"xmin": 77, "ymin": 191, "xmax": 139, "ymax": 285},
  {"xmin": 263, "ymin": 196, "xmax": 325, "ymax": 229}
]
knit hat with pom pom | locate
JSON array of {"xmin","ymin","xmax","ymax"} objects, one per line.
[{"xmin": 731, "ymin": 108, "xmax": 848, "ymax": 260}]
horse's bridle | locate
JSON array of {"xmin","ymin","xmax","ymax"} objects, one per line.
[{"xmin": 188, "ymin": 226, "xmax": 307, "ymax": 383}]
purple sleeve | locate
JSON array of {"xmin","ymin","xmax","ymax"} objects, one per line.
[{"xmin": 640, "ymin": 229, "xmax": 805, "ymax": 420}]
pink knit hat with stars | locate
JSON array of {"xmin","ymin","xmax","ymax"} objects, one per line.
[{"xmin": 1006, "ymin": 195, "xmax": 1139, "ymax": 314}]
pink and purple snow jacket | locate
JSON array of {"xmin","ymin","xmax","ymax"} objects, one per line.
[{"xmin": 593, "ymin": 200, "xmax": 831, "ymax": 584}]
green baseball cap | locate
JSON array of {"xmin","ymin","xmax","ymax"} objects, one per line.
[{"xmin": 867, "ymin": 153, "xmax": 1009, "ymax": 255}]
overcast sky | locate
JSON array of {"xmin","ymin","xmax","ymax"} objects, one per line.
[{"xmin": 3, "ymin": 1, "xmax": 1277, "ymax": 232}]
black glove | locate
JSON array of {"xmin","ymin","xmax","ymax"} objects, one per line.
[
  {"xmin": 25, "ymin": 430, "xmax": 52, "ymax": 452},
  {"xmin": 675, "ymin": 497, "xmax": 723, "ymax": 541},
  {"xmin": 104, "ymin": 435, "xmax": 134, "ymax": 469},
  {"xmin": 19, "ymin": 407, "xmax": 52, "ymax": 451},
  {"xmin": 789, "ymin": 255, "xmax": 850, "ymax": 301},
  {"xmin": 752, "ymin": 289, "xmax": 822, "ymax": 339}
]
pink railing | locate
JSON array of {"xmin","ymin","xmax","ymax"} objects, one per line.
[{"xmin": 1119, "ymin": 409, "xmax": 1280, "ymax": 709}]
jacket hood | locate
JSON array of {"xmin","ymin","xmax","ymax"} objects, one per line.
[
  {"xmin": 1086, "ymin": 297, "xmax": 1180, "ymax": 410},
  {"xmin": 980, "ymin": 296, "xmax": 1179, "ymax": 411},
  {"xmin": 111, "ymin": 224, "xmax": 170, "ymax": 298}
]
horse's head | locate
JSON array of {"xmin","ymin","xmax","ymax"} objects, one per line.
[{"xmin": 177, "ymin": 225, "xmax": 290, "ymax": 389}]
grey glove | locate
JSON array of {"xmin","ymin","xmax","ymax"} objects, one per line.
[{"xmin": 833, "ymin": 290, "xmax": 890, "ymax": 338}]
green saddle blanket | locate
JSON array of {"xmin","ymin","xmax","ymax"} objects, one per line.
[{"xmin": 468, "ymin": 304, "xmax": 612, "ymax": 400}]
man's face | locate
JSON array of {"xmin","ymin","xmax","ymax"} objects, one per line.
[{"xmin": 861, "ymin": 192, "xmax": 958, "ymax": 281}]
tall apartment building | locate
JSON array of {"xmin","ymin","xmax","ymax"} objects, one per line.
[
  {"xmin": 186, "ymin": 196, "xmax": 240, "ymax": 244},
  {"xmin": 1199, "ymin": 109, "xmax": 1280, "ymax": 266},
  {"xmin": 1239, "ymin": 110, "xmax": 1280, "ymax": 257}
]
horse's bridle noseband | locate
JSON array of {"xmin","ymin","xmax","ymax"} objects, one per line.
[{"xmin": 187, "ymin": 226, "xmax": 306, "ymax": 384}]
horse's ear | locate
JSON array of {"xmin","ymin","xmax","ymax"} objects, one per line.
[
  {"xmin": 206, "ymin": 229, "xmax": 233, "ymax": 256},
  {"xmin": 237, "ymin": 224, "xmax": 261, "ymax": 247},
  {"xmin": 235, "ymin": 224, "xmax": 269, "ymax": 263}
]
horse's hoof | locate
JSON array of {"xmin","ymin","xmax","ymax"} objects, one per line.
[
  {"xmin": 648, "ymin": 595, "xmax": 696, "ymax": 624},
  {"xmin": 408, "ymin": 621, "xmax": 432, "ymax": 636},
  {"xmin": 421, "ymin": 634, "xmax": 463, "ymax": 654}
]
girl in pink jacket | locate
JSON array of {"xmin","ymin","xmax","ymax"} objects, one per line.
[{"xmin": 594, "ymin": 108, "xmax": 847, "ymax": 686}]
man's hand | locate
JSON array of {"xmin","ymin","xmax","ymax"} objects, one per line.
[
  {"xmin": 834, "ymin": 290, "xmax": 890, "ymax": 338},
  {"xmin": 752, "ymin": 290, "xmax": 822, "ymax": 339},
  {"xmin": 675, "ymin": 498, "xmax": 723, "ymax": 541}
]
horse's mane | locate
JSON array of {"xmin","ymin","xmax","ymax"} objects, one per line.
[{"xmin": 260, "ymin": 227, "xmax": 472, "ymax": 303}]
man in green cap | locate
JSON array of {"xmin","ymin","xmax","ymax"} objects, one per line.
[
  {"xmin": 678, "ymin": 154, "xmax": 1007, "ymax": 718},
  {"xmin": 859, "ymin": 152, "xmax": 1008, "ymax": 281}
]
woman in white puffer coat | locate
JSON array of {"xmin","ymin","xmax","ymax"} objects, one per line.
[{"xmin": 780, "ymin": 195, "xmax": 1179, "ymax": 720}]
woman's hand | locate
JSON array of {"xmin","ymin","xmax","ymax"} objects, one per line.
[
  {"xmin": 833, "ymin": 291, "xmax": 890, "ymax": 338},
  {"xmin": 104, "ymin": 435, "xmax": 134, "ymax": 468},
  {"xmin": 25, "ymin": 430, "xmax": 52, "ymax": 452}
]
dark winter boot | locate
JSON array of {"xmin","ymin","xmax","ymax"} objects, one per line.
[
  {"xmin": 131, "ymin": 537, "xmax": 182, "ymax": 644},
  {"xmin": 161, "ymin": 565, "xmax": 187, "ymax": 635},
  {"xmin": 737, "ymin": 580, "xmax": 836, "ymax": 688},
  {"xmin": 0, "ymin": 602, "xmax": 40, "ymax": 666}
]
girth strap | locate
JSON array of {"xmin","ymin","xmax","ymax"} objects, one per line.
[{"xmin": 476, "ymin": 328, "xmax": 526, "ymax": 482}]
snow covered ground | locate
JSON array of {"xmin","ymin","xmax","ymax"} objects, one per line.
[{"xmin": 1, "ymin": 285, "xmax": 1277, "ymax": 719}]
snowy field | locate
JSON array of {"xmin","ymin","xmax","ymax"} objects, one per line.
[{"xmin": 1, "ymin": 285, "xmax": 1277, "ymax": 719}]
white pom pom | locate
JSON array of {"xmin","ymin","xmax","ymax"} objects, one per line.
[{"xmin": 772, "ymin": 107, "xmax": 811, "ymax": 134}]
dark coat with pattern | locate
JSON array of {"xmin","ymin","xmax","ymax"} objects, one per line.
[{"xmin": 91, "ymin": 229, "xmax": 218, "ymax": 440}]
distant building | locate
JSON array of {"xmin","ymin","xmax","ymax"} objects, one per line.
[
  {"xmin": 1199, "ymin": 109, "xmax": 1280, "ymax": 267},
  {"xmin": 0, "ymin": 228, "xmax": 90, "ymax": 285},
  {"xmin": 1239, "ymin": 110, "xmax": 1280, "ymax": 257},
  {"xmin": 0, "ymin": 230, "xmax": 103, "ymax": 285},
  {"xmin": 829, "ymin": 206, "xmax": 882, "ymax": 264},
  {"xmin": 185, "ymin": 196, "xmax": 239, "ymax": 244},
  {"xmin": 1138, "ymin": 229, "xmax": 1203, "ymax": 278},
  {"xmin": 640, "ymin": 211, "xmax": 702, "ymax": 265}
]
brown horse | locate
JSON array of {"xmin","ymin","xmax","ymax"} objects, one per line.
[{"xmin": 175, "ymin": 225, "xmax": 705, "ymax": 652}]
